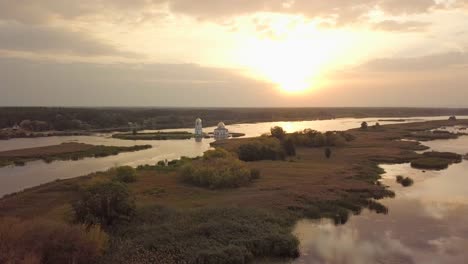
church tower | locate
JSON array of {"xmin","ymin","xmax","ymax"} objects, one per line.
[{"xmin": 195, "ymin": 118, "xmax": 203, "ymax": 137}]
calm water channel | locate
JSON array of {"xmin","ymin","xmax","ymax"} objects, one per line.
[{"xmin": 290, "ymin": 128, "xmax": 468, "ymax": 263}]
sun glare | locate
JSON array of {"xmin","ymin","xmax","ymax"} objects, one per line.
[{"xmin": 235, "ymin": 16, "xmax": 356, "ymax": 94}]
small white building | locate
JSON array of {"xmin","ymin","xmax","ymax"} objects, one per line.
[
  {"xmin": 195, "ymin": 118, "xmax": 203, "ymax": 137},
  {"xmin": 214, "ymin": 122, "xmax": 229, "ymax": 139}
]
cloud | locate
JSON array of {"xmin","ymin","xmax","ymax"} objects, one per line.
[
  {"xmin": 372, "ymin": 20, "xmax": 431, "ymax": 32},
  {"xmin": 0, "ymin": 57, "xmax": 276, "ymax": 107},
  {"xmin": 0, "ymin": 0, "xmax": 151, "ymax": 24},
  {"xmin": 359, "ymin": 51, "xmax": 468, "ymax": 72},
  {"xmin": 0, "ymin": 0, "xmax": 460, "ymax": 26},
  {"xmin": 294, "ymin": 220, "xmax": 414, "ymax": 264},
  {"xmin": 0, "ymin": 22, "xmax": 140, "ymax": 58}
]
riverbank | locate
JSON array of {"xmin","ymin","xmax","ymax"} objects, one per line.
[
  {"xmin": 0, "ymin": 119, "xmax": 466, "ymax": 263},
  {"xmin": 0, "ymin": 142, "xmax": 151, "ymax": 168}
]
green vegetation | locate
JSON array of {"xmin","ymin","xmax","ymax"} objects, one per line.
[
  {"xmin": 5, "ymin": 107, "xmax": 466, "ymax": 132},
  {"xmin": 102, "ymin": 206, "xmax": 299, "ymax": 264},
  {"xmin": 180, "ymin": 149, "xmax": 260, "ymax": 189},
  {"xmin": 113, "ymin": 166, "xmax": 137, "ymax": 183},
  {"xmin": 411, "ymin": 158, "xmax": 452, "ymax": 170},
  {"xmin": 288, "ymin": 129, "xmax": 353, "ymax": 148},
  {"xmin": 396, "ymin": 176, "xmax": 414, "ymax": 187},
  {"xmin": 271, "ymin": 126, "xmax": 286, "ymax": 139},
  {"xmin": 113, "ymin": 131, "xmax": 193, "ymax": 140},
  {"xmin": 3, "ymin": 119, "xmax": 468, "ymax": 264},
  {"xmin": 361, "ymin": 121, "xmax": 368, "ymax": 129},
  {"xmin": 407, "ymin": 131, "xmax": 458, "ymax": 141},
  {"xmin": 73, "ymin": 181, "xmax": 136, "ymax": 227},
  {"xmin": 411, "ymin": 151, "xmax": 462, "ymax": 170},
  {"xmin": 0, "ymin": 217, "xmax": 107, "ymax": 264},
  {"xmin": 0, "ymin": 143, "xmax": 151, "ymax": 168},
  {"xmin": 237, "ymin": 137, "xmax": 286, "ymax": 161}
]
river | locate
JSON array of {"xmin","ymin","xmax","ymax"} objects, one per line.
[
  {"xmin": 0, "ymin": 115, "xmax": 465, "ymax": 198},
  {"xmin": 290, "ymin": 126, "xmax": 468, "ymax": 263}
]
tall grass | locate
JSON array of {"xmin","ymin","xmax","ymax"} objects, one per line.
[{"xmin": 0, "ymin": 217, "xmax": 107, "ymax": 264}]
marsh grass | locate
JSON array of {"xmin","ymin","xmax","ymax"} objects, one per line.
[{"xmin": 103, "ymin": 206, "xmax": 299, "ymax": 264}]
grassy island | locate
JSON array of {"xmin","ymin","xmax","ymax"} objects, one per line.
[
  {"xmin": 410, "ymin": 151, "xmax": 462, "ymax": 170},
  {"xmin": 112, "ymin": 131, "xmax": 194, "ymax": 140},
  {"xmin": 1, "ymin": 119, "xmax": 467, "ymax": 264},
  {"xmin": 0, "ymin": 142, "xmax": 151, "ymax": 167}
]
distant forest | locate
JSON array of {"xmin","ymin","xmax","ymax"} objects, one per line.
[{"xmin": 1, "ymin": 107, "xmax": 468, "ymax": 131}]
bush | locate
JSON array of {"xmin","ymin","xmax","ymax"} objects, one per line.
[
  {"xmin": 0, "ymin": 217, "xmax": 107, "ymax": 264},
  {"xmin": 180, "ymin": 158, "xmax": 255, "ymax": 189},
  {"xmin": 361, "ymin": 122, "xmax": 368, "ymax": 129},
  {"xmin": 113, "ymin": 166, "xmax": 137, "ymax": 183},
  {"xmin": 73, "ymin": 181, "xmax": 136, "ymax": 227},
  {"xmin": 396, "ymin": 176, "xmax": 414, "ymax": 187},
  {"xmin": 203, "ymin": 148, "xmax": 232, "ymax": 160},
  {"xmin": 237, "ymin": 138, "xmax": 285, "ymax": 162},
  {"xmin": 288, "ymin": 129, "xmax": 348, "ymax": 148}
]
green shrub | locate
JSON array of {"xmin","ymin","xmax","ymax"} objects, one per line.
[
  {"xmin": 288, "ymin": 129, "xmax": 348, "ymax": 148},
  {"xmin": 237, "ymin": 138, "xmax": 285, "ymax": 162},
  {"xmin": 0, "ymin": 217, "xmax": 107, "ymax": 264},
  {"xmin": 113, "ymin": 166, "xmax": 137, "ymax": 183},
  {"xmin": 73, "ymin": 182, "xmax": 136, "ymax": 227},
  {"xmin": 104, "ymin": 206, "xmax": 299, "ymax": 264},
  {"xmin": 396, "ymin": 176, "xmax": 414, "ymax": 187},
  {"xmin": 180, "ymin": 157, "xmax": 255, "ymax": 189}
]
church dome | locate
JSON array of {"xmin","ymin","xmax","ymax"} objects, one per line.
[{"xmin": 217, "ymin": 122, "xmax": 225, "ymax": 129}]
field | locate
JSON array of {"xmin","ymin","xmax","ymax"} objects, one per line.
[
  {"xmin": 0, "ymin": 119, "xmax": 466, "ymax": 263},
  {"xmin": 0, "ymin": 142, "xmax": 151, "ymax": 167}
]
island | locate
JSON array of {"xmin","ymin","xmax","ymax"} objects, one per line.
[
  {"xmin": 0, "ymin": 142, "xmax": 151, "ymax": 167},
  {"xmin": 0, "ymin": 119, "xmax": 466, "ymax": 264}
]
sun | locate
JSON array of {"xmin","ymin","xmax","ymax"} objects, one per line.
[{"xmin": 234, "ymin": 16, "xmax": 354, "ymax": 94}]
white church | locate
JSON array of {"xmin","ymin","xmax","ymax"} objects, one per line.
[
  {"xmin": 194, "ymin": 118, "xmax": 229, "ymax": 140},
  {"xmin": 213, "ymin": 122, "xmax": 229, "ymax": 139}
]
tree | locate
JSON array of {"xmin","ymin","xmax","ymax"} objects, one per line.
[
  {"xmin": 325, "ymin": 148, "xmax": 332, "ymax": 159},
  {"xmin": 73, "ymin": 182, "xmax": 136, "ymax": 227},
  {"xmin": 270, "ymin": 126, "xmax": 286, "ymax": 140},
  {"xmin": 360, "ymin": 122, "xmax": 368, "ymax": 130}
]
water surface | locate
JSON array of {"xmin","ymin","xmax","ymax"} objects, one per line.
[
  {"xmin": 291, "ymin": 134, "xmax": 468, "ymax": 264},
  {"xmin": 0, "ymin": 115, "xmax": 465, "ymax": 197}
]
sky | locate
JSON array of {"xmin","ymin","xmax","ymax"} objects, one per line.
[{"xmin": 0, "ymin": 0, "xmax": 468, "ymax": 107}]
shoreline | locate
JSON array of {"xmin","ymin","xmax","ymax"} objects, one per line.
[{"xmin": 1, "ymin": 119, "xmax": 467, "ymax": 263}]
